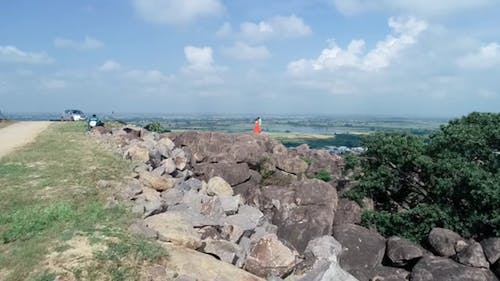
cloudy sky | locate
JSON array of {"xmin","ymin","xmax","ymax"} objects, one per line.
[{"xmin": 1, "ymin": 0, "xmax": 499, "ymax": 116}]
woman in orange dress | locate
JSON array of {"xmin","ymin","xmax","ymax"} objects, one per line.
[{"xmin": 253, "ymin": 117, "xmax": 261, "ymax": 133}]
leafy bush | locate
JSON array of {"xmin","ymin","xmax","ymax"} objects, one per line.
[
  {"xmin": 347, "ymin": 112, "xmax": 500, "ymax": 242},
  {"xmin": 144, "ymin": 122, "xmax": 170, "ymax": 133},
  {"xmin": 314, "ymin": 169, "xmax": 332, "ymax": 182}
]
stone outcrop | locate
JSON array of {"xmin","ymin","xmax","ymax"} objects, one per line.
[
  {"xmin": 411, "ymin": 255, "xmax": 498, "ymax": 281},
  {"xmin": 333, "ymin": 224, "xmax": 386, "ymax": 281},
  {"xmin": 91, "ymin": 126, "xmax": 500, "ymax": 281}
]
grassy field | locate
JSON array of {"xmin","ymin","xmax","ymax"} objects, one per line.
[
  {"xmin": 0, "ymin": 120, "xmax": 15, "ymax": 129},
  {"xmin": 0, "ymin": 123, "xmax": 166, "ymax": 281}
]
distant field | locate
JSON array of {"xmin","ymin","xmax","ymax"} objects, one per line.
[{"xmin": 270, "ymin": 132, "xmax": 363, "ymax": 148}]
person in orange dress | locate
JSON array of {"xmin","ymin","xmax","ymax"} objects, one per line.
[{"xmin": 253, "ymin": 117, "xmax": 261, "ymax": 133}]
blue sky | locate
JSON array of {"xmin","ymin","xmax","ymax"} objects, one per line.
[{"xmin": 1, "ymin": 0, "xmax": 499, "ymax": 117}]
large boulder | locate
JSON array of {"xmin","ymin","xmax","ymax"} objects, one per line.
[
  {"xmin": 293, "ymin": 147, "xmax": 343, "ymax": 180},
  {"xmin": 455, "ymin": 242, "xmax": 490, "ymax": 268},
  {"xmin": 411, "ymin": 255, "xmax": 499, "ymax": 281},
  {"xmin": 143, "ymin": 212, "xmax": 201, "ymax": 249},
  {"xmin": 334, "ymin": 199, "xmax": 362, "ymax": 225},
  {"xmin": 428, "ymin": 228, "xmax": 466, "ymax": 257},
  {"xmin": 273, "ymin": 155, "xmax": 308, "ymax": 175},
  {"xmin": 333, "ymin": 224, "xmax": 386, "ymax": 280},
  {"xmin": 244, "ymin": 233, "xmax": 299, "ymax": 278},
  {"xmin": 386, "ymin": 236, "xmax": 424, "ymax": 267},
  {"xmin": 260, "ymin": 179, "xmax": 338, "ymax": 253},
  {"xmin": 195, "ymin": 163, "xmax": 252, "ymax": 186},
  {"xmin": 162, "ymin": 244, "xmax": 265, "ymax": 281},
  {"xmin": 481, "ymin": 238, "xmax": 500, "ymax": 265}
]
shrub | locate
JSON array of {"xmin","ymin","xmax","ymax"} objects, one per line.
[
  {"xmin": 314, "ymin": 169, "xmax": 332, "ymax": 182},
  {"xmin": 143, "ymin": 122, "xmax": 170, "ymax": 133}
]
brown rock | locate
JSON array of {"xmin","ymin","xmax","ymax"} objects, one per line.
[
  {"xmin": 139, "ymin": 171, "xmax": 176, "ymax": 191},
  {"xmin": 143, "ymin": 212, "xmax": 201, "ymax": 249},
  {"xmin": 125, "ymin": 145, "xmax": 150, "ymax": 162},
  {"xmin": 245, "ymin": 233, "xmax": 299, "ymax": 278}
]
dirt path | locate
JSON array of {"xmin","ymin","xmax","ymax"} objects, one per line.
[{"xmin": 0, "ymin": 121, "xmax": 52, "ymax": 159}]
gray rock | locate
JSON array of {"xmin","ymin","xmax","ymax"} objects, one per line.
[
  {"xmin": 296, "ymin": 261, "xmax": 359, "ymax": 281},
  {"xmin": 481, "ymin": 238, "xmax": 500, "ymax": 265},
  {"xmin": 386, "ymin": 236, "xmax": 424, "ymax": 267},
  {"xmin": 196, "ymin": 162, "xmax": 252, "ymax": 186},
  {"xmin": 493, "ymin": 260, "xmax": 500, "ymax": 279},
  {"xmin": 225, "ymin": 205, "xmax": 264, "ymax": 231},
  {"xmin": 334, "ymin": 199, "xmax": 362, "ymax": 225},
  {"xmin": 304, "ymin": 236, "xmax": 343, "ymax": 263},
  {"xmin": 370, "ymin": 266, "xmax": 410, "ymax": 281},
  {"xmin": 455, "ymin": 242, "xmax": 490, "ymax": 268},
  {"xmin": 428, "ymin": 228, "xmax": 465, "ymax": 257},
  {"xmin": 172, "ymin": 148, "xmax": 188, "ymax": 171},
  {"xmin": 128, "ymin": 221, "xmax": 158, "ymax": 240},
  {"xmin": 411, "ymin": 255, "xmax": 499, "ymax": 281},
  {"xmin": 274, "ymin": 154, "xmax": 308, "ymax": 175},
  {"xmin": 202, "ymin": 239, "xmax": 242, "ymax": 265},
  {"xmin": 161, "ymin": 188, "xmax": 184, "ymax": 207},
  {"xmin": 260, "ymin": 179, "xmax": 338, "ymax": 253},
  {"xmin": 219, "ymin": 195, "xmax": 242, "ymax": 215},
  {"xmin": 176, "ymin": 177, "xmax": 203, "ymax": 192},
  {"xmin": 161, "ymin": 158, "xmax": 177, "ymax": 175},
  {"xmin": 143, "ymin": 212, "xmax": 201, "ymax": 249},
  {"xmin": 333, "ymin": 224, "xmax": 386, "ymax": 280}
]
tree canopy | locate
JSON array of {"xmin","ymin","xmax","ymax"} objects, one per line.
[{"xmin": 346, "ymin": 112, "xmax": 500, "ymax": 242}]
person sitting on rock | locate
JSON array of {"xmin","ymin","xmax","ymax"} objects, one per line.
[
  {"xmin": 88, "ymin": 114, "xmax": 104, "ymax": 130},
  {"xmin": 253, "ymin": 117, "xmax": 262, "ymax": 134}
]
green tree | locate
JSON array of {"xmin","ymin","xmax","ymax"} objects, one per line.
[{"xmin": 346, "ymin": 112, "xmax": 500, "ymax": 242}]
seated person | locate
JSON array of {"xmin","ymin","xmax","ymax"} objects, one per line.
[{"xmin": 88, "ymin": 114, "xmax": 104, "ymax": 129}]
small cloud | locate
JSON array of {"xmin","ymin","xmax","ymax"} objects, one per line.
[
  {"xmin": 99, "ymin": 60, "xmax": 122, "ymax": 72},
  {"xmin": 54, "ymin": 36, "xmax": 104, "ymax": 50},
  {"xmin": 216, "ymin": 22, "xmax": 233, "ymax": 38},
  {"xmin": 123, "ymin": 69, "xmax": 173, "ymax": 84},
  {"xmin": 133, "ymin": 0, "xmax": 224, "ymax": 25},
  {"xmin": 239, "ymin": 15, "xmax": 312, "ymax": 42},
  {"xmin": 0, "ymin": 45, "xmax": 54, "ymax": 64},
  {"xmin": 457, "ymin": 42, "xmax": 500, "ymax": 69},
  {"xmin": 222, "ymin": 42, "xmax": 271, "ymax": 60},
  {"xmin": 183, "ymin": 45, "xmax": 225, "ymax": 85},
  {"xmin": 42, "ymin": 79, "xmax": 67, "ymax": 89}
]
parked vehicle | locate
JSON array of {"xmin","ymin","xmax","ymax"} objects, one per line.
[{"xmin": 62, "ymin": 109, "xmax": 86, "ymax": 121}]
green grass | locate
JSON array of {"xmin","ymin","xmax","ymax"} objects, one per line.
[
  {"xmin": 0, "ymin": 122, "xmax": 167, "ymax": 281},
  {"xmin": 0, "ymin": 120, "xmax": 15, "ymax": 129}
]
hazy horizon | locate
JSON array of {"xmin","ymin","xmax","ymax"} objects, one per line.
[{"xmin": 1, "ymin": 1, "xmax": 499, "ymax": 115}]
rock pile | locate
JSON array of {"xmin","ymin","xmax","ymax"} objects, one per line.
[{"xmin": 91, "ymin": 126, "xmax": 500, "ymax": 281}]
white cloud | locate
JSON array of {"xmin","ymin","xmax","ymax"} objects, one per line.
[
  {"xmin": 54, "ymin": 36, "xmax": 104, "ymax": 50},
  {"xmin": 333, "ymin": 0, "xmax": 496, "ymax": 17},
  {"xmin": 99, "ymin": 60, "xmax": 122, "ymax": 72},
  {"xmin": 41, "ymin": 79, "xmax": 67, "ymax": 89},
  {"xmin": 288, "ymin": 17, "xmax": 427, "ymax": 75},
  {"xmin": 123, "ymin": 69, "xmax": 173, "ymax": 84},
  {"xmin": 457, "ymin": 43, "xmax": 500, "ymax": 69},
  {"xmin": 238, "ymin": 15, "xmax": 312, "ymax": 42},
  {"xmin": 223, "ymin": 42, "xmax": 271, "ymax": 60},
  {"xmin": 133, "ymin": 0, "xmax": 224, "ymax": 25},
  {"xmin": 216, "ymin": 22, "xmax": 233, "ymax": 38},
  {"xmin": 0, "ymin": 45, "xmax": 54, "ymax": 64},
  {"xmin": 183, "ymin": 46, "xmax": 224, "ymax": 85}
]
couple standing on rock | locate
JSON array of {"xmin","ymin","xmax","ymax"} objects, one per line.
[{"xmin": 253, "ymin": 117, "xmax": 262, "ymax": 134}]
